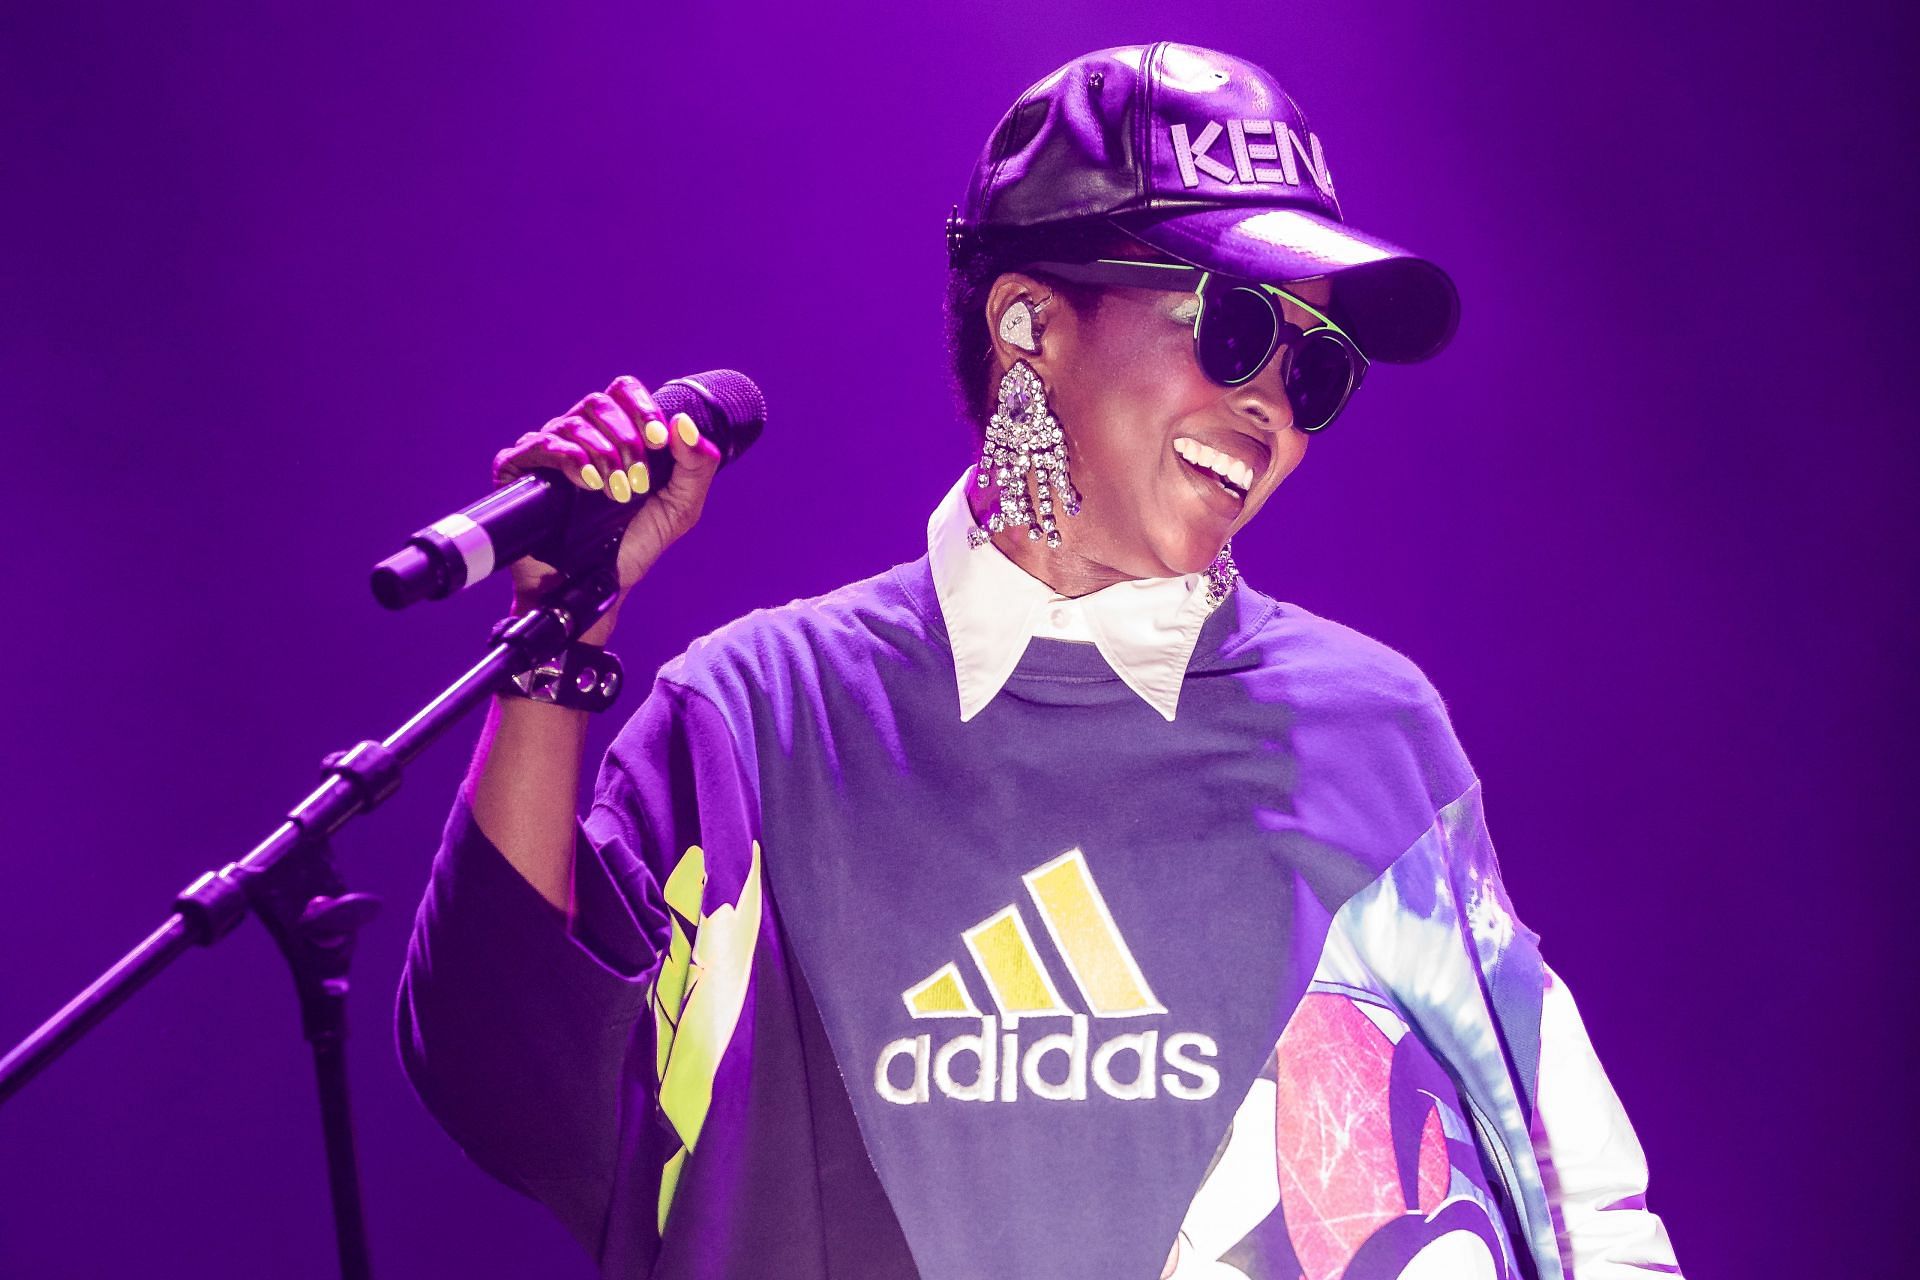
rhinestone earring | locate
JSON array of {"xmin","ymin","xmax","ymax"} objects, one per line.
[
  {"xmin": 968, "ymin": 359, "xmax": 1082, "ymax": 550},
  {"xmin": 1202, "ymin": 539, "xmax": 1240, "ymax": 609}
]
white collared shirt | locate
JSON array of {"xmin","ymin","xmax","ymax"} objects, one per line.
[{"xmin": 926, "ymin": 465, "xmax": 1220, "ymax": 723}]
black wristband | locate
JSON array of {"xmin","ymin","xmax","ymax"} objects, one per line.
[{"xmin": 499, "ymin": 638, "xmax": 625, "ymax": 713}]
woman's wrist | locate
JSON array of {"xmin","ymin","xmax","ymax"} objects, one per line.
[
  {"xmin": 491, "ymin": 589, "xmax": 627, "ymax": 721},
  {"xmin": 508, "ymin": 588, "xmax": 627, "ymax": 647},
  {"xmin": 577, "ymin": 603, "xmax": 622, "ymax": 647}
]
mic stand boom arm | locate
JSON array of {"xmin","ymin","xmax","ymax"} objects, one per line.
[{"xmin": 0, "ymin": 560, "xmax": 623, "ymax": 1280}]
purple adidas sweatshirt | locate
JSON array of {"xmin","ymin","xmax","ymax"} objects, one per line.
[{"xmin": 396, "ymin": 550, "xmax": 1569, "ymax": 1279}]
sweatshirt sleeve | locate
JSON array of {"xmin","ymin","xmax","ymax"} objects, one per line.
[
  {"xmin": 1439, "ymin": 780, "xmax": 1686, "ymax": 1277},
  {"xmin": 1359, "ymin": 771, "xmax": 1684, "ymax": 1279},
  {"xmin": 1529, "ymin": 964, "xmax": 1686, "ymax": 1277},
  {"xmin": 393, "ymin": 675, "xmax": 753, "ymax": 1258}
]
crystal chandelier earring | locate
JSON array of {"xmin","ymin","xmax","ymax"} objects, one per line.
[
  {"xmin": 969, "ymin": 296, "xmax": 1082, "ymax": 550},
  {"xmin": 968, "ymin": 360, "xmax": 1081, "ymax": 549},
  {"xmin": 1202, "ymin": 539, "xmax": 1240, "ymax": 610}
]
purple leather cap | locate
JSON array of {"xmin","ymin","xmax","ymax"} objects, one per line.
[{"xmin": 951, "ymin": 42, "xmax": 1460, "ymax": 364}]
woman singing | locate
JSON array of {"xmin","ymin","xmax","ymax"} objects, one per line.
[{"xmin": 396, "ymin": 41, "xmax": 1685, "ymax": 1280}]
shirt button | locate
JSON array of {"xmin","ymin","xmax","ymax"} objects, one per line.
[{"xmin": 1049, "ymin": 606, "xmax": 1071, "ymax": 628}]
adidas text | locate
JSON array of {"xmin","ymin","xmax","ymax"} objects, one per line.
[{"xmin": 874, "ymin": 1015, "xmax": 1220, "ymax": 1105}]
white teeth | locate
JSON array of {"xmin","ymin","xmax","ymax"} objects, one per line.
[{"xmin": 1172, "ymin": 437, "xmax": 1255, "ymax": 495}]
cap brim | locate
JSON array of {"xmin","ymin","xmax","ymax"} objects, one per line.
[{"xmin": 1116, "ymin": 206, "xmax": 1460, "ymax": 364}]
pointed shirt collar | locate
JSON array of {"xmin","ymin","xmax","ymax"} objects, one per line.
[{"xmin": 926, "ymin": 465, "xmax": 1217, "ymax": 723}]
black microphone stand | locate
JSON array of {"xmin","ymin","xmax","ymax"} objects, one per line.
[{"xmin": 0, "ymin": 558, "xmax": 623, "ymax": 1280}]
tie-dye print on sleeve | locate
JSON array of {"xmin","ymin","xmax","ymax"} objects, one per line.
[
  {"xmin": 1433, "ymin": 783, "xmax": 1687, "ymax": 1275},
  {"xmin": 1435, "ymin": 778, "xmax": 1547, "ymax": 1119},
  {"xmin": 1529, "ymin": 965, "xmax": 1687, "ymax": 1277}
]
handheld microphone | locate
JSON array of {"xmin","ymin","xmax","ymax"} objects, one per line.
[{"xmin": 370, "ymin": 370, "xmax": 765, "ymax": 610}]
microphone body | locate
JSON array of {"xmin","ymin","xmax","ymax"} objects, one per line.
[{"xmin": 371, "ymin": 370, "xmax": 764, "ymax": 610}]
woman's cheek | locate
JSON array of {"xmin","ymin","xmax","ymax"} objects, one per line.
[{"xmin": 1105, "ymin": 326, "xmax": 1201, "ymax": 404}]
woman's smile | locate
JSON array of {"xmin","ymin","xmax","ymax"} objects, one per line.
[{"xmin": 1173, "ymin": 438, "xmax": 1250, "ymax": 517}]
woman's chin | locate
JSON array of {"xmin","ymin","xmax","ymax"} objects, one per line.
[{"xmin": 1157, "ymin": 532, "xmax": 1228, "ymax": 579}]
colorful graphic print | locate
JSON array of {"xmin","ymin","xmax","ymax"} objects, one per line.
[
  {"xmin": 1166, "ymin": 992, "xmax": 1518, "ymax": 1279},
  {"xmin": 648, "ymin": 839, "xmax": 765, "ymax": 1233}
]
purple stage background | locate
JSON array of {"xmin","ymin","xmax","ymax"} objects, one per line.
[{"xmin": 3, "ymin": 3, "xmax": 1914, "ymax": 1275}]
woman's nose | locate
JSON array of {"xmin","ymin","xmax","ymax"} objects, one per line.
[{"xmin": 1227, "ymin": 355, "xmax": 1294, "ymax": 435}]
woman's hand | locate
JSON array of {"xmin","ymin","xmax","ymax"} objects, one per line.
[
  {"xmin": 463, "ymin": 375, "xmax": 720, "ymax": 905},
  {"xmin": 492, "ymin": 374, "xmax": 724, "ymax": 636}
]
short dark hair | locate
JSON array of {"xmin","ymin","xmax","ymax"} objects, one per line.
[{"xmin": 942, "ymin": 220, "xmax": 1144, "ymax": 439}]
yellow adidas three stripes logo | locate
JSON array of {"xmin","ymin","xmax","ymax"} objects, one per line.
[
  {"xmin": 904, "ymin": 849, "xmax": 1167, "ymax": 1020},
  {"xmin": 876, "ymin": 849, "xmax": 1219, "ymax": 1105}
]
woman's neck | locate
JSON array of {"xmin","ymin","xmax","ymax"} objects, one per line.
[{"xmin": 967, "ymin": 478, "xmax": 1134, "ymax": 599}]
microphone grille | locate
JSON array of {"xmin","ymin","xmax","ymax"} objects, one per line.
[{"xmin": 662, "ymin": 369, "xmax": 766, "ymax": 464}]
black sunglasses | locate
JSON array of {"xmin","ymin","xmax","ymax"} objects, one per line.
[{"xmin": 1023, "ymin": 258, "xmax": 1369, "ymax": 433}]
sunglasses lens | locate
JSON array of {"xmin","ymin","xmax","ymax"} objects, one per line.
[
  {"xmin": 1285, "ymin": 332, "xmax": 1360, "ymax": 430},
  {"xmin": 1198, "ymin": 286, "xmax": 1279, "ymax": 384}
]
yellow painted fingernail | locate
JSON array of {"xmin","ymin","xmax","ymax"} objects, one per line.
[
  {"xmin": 673, "ymin": 412, "xmax": 699, "ymax": 448},
  {"xmin": 607, "ymin": 468, "xmax": 632, "ymax": 502},
  {"xmin": 643, "ymin": 418, "xmax": 670, "ymax": 448},
  {"xmin": 627, "ymin": 461, "xmax": 650, "ymax": 494},
  {"xmin": 579, "ymin": 463, "xmax": 604, "ymax": 491}
]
